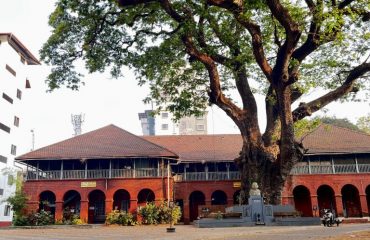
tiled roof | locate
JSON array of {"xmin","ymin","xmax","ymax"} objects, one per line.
[
  {"xmin": 16, "ymin": 125, "xmax": 178, "ymax": 161},
  {"xmin": 144, "ymin": 134, "xmax": 242, "ymax": 162},
  {"xmin": 301, "ymin": 124, "xmax": 370, "ymax": 154},
  {"xmin": 144, "ymin": 124, "xmax": 370, "ymax": 162}
]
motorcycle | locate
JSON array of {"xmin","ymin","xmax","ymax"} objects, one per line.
[{"xmin": 322, "ymin": 209, "xmax": 341, "ymax": 227}]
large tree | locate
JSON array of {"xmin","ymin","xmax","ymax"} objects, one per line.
[{"xmin": 41, "ymin": 0, "xmax": 370, "ymax": 204}]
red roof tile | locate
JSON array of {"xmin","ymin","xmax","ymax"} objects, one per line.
[
  {"xmin": 16, "ymin": 125, "xmax": 178, "ymax": 161},
  {"xmin": 144, "ymin": 124, "xmax": 370, "ymax": 162}
]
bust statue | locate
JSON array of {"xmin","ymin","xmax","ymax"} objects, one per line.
[{"xmin": 249, "ymin": 182, "xmax": 261, "ymax": 196}]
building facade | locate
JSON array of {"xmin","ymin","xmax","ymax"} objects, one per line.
[
  {"xmin": 0, "ymin": 33, "xmax": 39, "ymax": 227},
  {"xmin": 138, "ymin": 110, "xmax": 208, "ymax": 136},
  {"xmin": 16, "ymin": 124, "xmax": 370, "ymax": 225}
]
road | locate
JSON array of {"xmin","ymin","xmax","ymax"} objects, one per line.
[{"xmin": 0, "ymin": 223, "xmax": 369, "ymax": 240}]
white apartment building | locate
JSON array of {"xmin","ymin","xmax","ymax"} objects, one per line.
[
  {"xmin": 138, "ymin": 110, "xmax": 208, "ymax": 136},
  {"xmin": 0, "ymin": 33, "xmax": 39, "ymax": 226}
]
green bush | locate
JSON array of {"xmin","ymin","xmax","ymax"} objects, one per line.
[
  {"xmin": 12, "ymin": 215, "xmax": 29, "ymax": 226},
  {"xmin": 138, "ymin": 202, "xmax": 182, "ymax": 225},
  {"xmin": 105, "ymin": 210, "xmax": 135, "ymax": 226},
  {"xmin": 27, "ymin": 210, "xmax": 54, "ymax": 226},
  {"xmin": 138, "ymin": 202, "xmax": 159, "ymax": 225}
]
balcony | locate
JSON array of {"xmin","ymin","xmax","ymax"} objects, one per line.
[
  {"xmin": 174, "ymin": 171, "xmax": 240, "ymax": 182},
  {"xmin": 25, "ymin": 168, "xmax": 166, "ymax": 181},
  {"xmin": 290, "ymin": 164, "xmax": 370, "ymax": 175}
]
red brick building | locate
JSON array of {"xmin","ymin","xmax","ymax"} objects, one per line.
[{"xmin": 16, "ymin": 124, "xmax": 370, "ymax": 224}]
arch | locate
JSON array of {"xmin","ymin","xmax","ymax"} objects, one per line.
[
  {"xmin": 317, "ymin": 185, "xmax": 337, "ymax": 217},
  {"xmin": 113, "ymin": 189, "xmax": 131, "ymax": 212},
  {"xmin": 63, "ymin": 190, "xmax": 81, "ymax": 218},
  {"xmin": 88, "ymin": 190, "xmax": 106, "ymax": 223},
  {"xmin": 39, "ymin": 191, "xmax": 56, "ymax": 216},
  {"xmin": 366, "ymin": 185, "xmax": 370, "ymax": 217},
  {"xmin": 341, "ymin": 184, "xmax": 362, "ymax": 218},
  {"xmin": 293, "ymin": 185, "xmax": 312, "ymax": 217},
  {"xmin": 189, "ymin": 191, "xmax": 205, "ymax": 222},
  {"xmin": 211, "ymin": 190, "xmax": 227, "ymax": 205},
  {"xmin": 233, "ymin": 190, "xmax": 241, "ymax": 205},
  {"xmin": 137, "ymin": 189, "xmax": 155, "ymax": 203}
]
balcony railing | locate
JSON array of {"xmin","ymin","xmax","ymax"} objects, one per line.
[
  {"xmin": 25, "ymin": 168, "xmax": 166, "ymax": 181},
  {"xmin": 290, "ymin": 164, "xmax": 370, "ymax": 175},
  {"xmin": 174, "ymin": 171, "xmax": 240, "ymax": 182}
]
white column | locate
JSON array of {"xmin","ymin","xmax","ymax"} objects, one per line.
[
  {"xmin": 36, "ymin": 161, "xmax": 39, "ymax": 180},
  {"xmin": 331, "ymin": 156, "xmax": 336, "ymax": 174},
  {"xmin": 84, "ymin": 160, "xmax": 88, "ymax": 179},
  {"xmin": 355, "ymin": 155, "xmax": 359, "ymax": 173},
  {"xmin": 60, "ymin": 160, "xmax": 63, "ymax": 180},
  {"xmin": 109, "ymin": 159, "xmax": 112, "ymax": 178}
]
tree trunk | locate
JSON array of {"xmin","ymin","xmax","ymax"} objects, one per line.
[{"xmin": 235, "ymin": 138, "xmax": 303, "ymax": 205}]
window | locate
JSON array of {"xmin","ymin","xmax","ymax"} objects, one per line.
[
  {"xmin": 196, "ymin": 124, "xmax": 205, "ymax": 131},
  {"xmin": 0, "ymin": 189, "xmax": 3, "ymax": 196},
  {"xmin": 0, "ymin": 155, "xmax": 7, "ymax": 164},
  {"xmin": 196, "ymin": 115, "xmax": 204, "ymax": 120},
  {"xmin": 11, "ymin": 145, "xmax": 16, "ymax": 155},
  {"xmin": 7, "ymin": 175, "xmax": 14, "ymax": 185},
  {"xmin": 4, "ymin": 205, "xmax": 11, "ymax": 216},
  {"xmin": 2, "ymin": 93, "xmax": 13, "ymax": 104},
  {"xmin": 161, "ymin": 112, "xmax": 169, "ymax": 119},
  {"xmin": 0, "ymin": 122, "xmax": 10, "ymax": 133},
  {"xmin": 16, "ymin": 89, "xmax": 22, "ymax": 100},
  {"xmin": 14, "ymin": 116, "xmax": 20, "ymax": 127},
  {"xmin": 161, "ymin": 124, "xmax": 169, "ymax": 130},
  {"xmin": 5, "ymin": 64, "xmax": 16, "ymax": 76},
  {"xmin": 20, "ymin": 56, "xmax": 26, "ymax": 64}
]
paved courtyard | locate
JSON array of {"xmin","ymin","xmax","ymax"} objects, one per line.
[{"xmin": 0, "ymin": 224, "xmax": 369, "ymax": 240}]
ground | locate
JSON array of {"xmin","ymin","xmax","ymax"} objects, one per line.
[{"xmin": 0, "ymin": 224, "xmax": 369, "ymax": 240}]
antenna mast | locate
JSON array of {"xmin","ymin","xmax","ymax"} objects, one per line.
[{"xmin": 71, "ymin": 113, "xmax": 85, "ymax": 136}]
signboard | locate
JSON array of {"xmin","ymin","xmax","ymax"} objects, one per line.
[
  {"xmin": 81, "ymin": 181, "xmax": 96, "ymax": 188},
  {"xmin": 233, "ymin": 182, "xmax": 241, "ymax": 188}
]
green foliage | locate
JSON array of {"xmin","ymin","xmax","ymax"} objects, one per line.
[
  {"xmin": 105, "ymin": 210, "xmax": 136, "ymax": 226},
  {"xmin": 138, "ymin": 202, "xmax": 181, "ymax": 225},
  {"xmin": 294, "ymin": 118, "xmax": 321, "ymax": 139},
  {"xmin": 357, "ymin": 114, "xmax": 370, "ymax": 134},
  {"xmin": 27, "ymin": 210, "xmax": 54, "ymax": 226},
  {"xmin": 319, "ymin": 116, "xmax": 361, "ymax": 131},
  {"xmin": 5, "ymin": 191, "xmax": 28, "ymax": 216}
]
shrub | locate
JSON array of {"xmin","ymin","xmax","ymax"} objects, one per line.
[
  {"xmin": 138, "ymin": 201, "xmax": 182, "ymax": 225},
  {"xmin": 105, "ymin": 210, "xmax": 135, "ymax": 226},
  {"xmin": 27, "ymin": 210, "xmax": 54, "ymax": 226},
  {"xmin": 138, "ymin": 202, "xmax": 159, "ymax": 225},
  {"xmin": 12, "ymin": 215, "xmax": 29, "ymax": 226}
]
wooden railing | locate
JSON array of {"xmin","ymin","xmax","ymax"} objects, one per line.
[
  {"xmin": 290, "ymin": 164, "xmax": 370, "ymax": 175},
  {"xmin": 174, "ymin": 171, "xmax": 240, "ymax": 182},
  {"xmin": 25, "ymin": 168, "xmax": 165, "ymax": 181}
]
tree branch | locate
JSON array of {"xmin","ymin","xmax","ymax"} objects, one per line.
[{"xmin": 293, "ymin": 62, "xmax": 370, "ymax": 121}]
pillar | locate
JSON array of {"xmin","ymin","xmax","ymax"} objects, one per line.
[
  {"xmin": 311, "ymin": 195, "xmax": 319, "ymax": 217},
  {"xmin": 130, "ymin": 199, "xmax": 138, "ymax": 214},
  {"xmin": 55, "ymin": 201, "xmax": 63, "ymax": 222},
  {"xmin": 360, "ymin": 194, "xmax": 368, "ymax": 217},
  {"xmin": 183, "ymin": 199, "xmax": 190, "ymax": 225},
  {"xmin": 335, "ymin": 195, "xmax": 344, "ymax": 217},
  {"xmin": 105, "ymin": 199, "xmax": 113, "ymax": 215},
  {"xmin": 79, "ymin": 200, "xmax": 89, "ymax": 223}
]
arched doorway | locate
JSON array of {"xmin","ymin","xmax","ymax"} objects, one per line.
[
  {"xmin": 317, "ymin": 185, "xmax": 337, "ymax": 217},
  {"xmin": 233, "ymin": 190, "xmax": 241, "ymax": 205},
  {"xmin": 88, "ymin": 190, "xmax": 106, "ymax": 223},
  {"xmin": 342, "ymin": 184, "xmax": 362, "ymax": 217},
  {"xmin": 63, "ymin": 190, "xmax": 81, "ymax": 218},
  {"xmin": 137, "ymin": 189, "xmax": 155, "ymax": 204},
  {"xmin": 293, "ymin": 185, "xmax": 313, "ymax": 217},
  {"xmin": 211, "ymin": 190, "xmax": 227, "ymax": 205},
  {"xmin": 366, "ymin": 185, "xmax": 370, "ymax": 217},
  {"xmin": 39, "ymin": 191, "xmax": 56, "ymax": 216},
  {"xmin": 189, "ymin": 191, "xmax": 205, "ymax": 222},
  {"xmin": 113, "ymin": 189, "xmax": 130, "ymax": 212}
]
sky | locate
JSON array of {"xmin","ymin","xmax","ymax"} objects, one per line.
[{"xmin": 0, "ymin": 0, "xmax": 369, "ymax": 154}]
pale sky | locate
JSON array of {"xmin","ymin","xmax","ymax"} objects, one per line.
[{"xmin": 0, "ymin": 0, "xmax": 369, "ymax": 154}]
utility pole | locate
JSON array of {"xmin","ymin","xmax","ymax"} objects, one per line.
[{"xmin": 30, "ymin": 129, "xmax": 35, "ymax": 151}]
